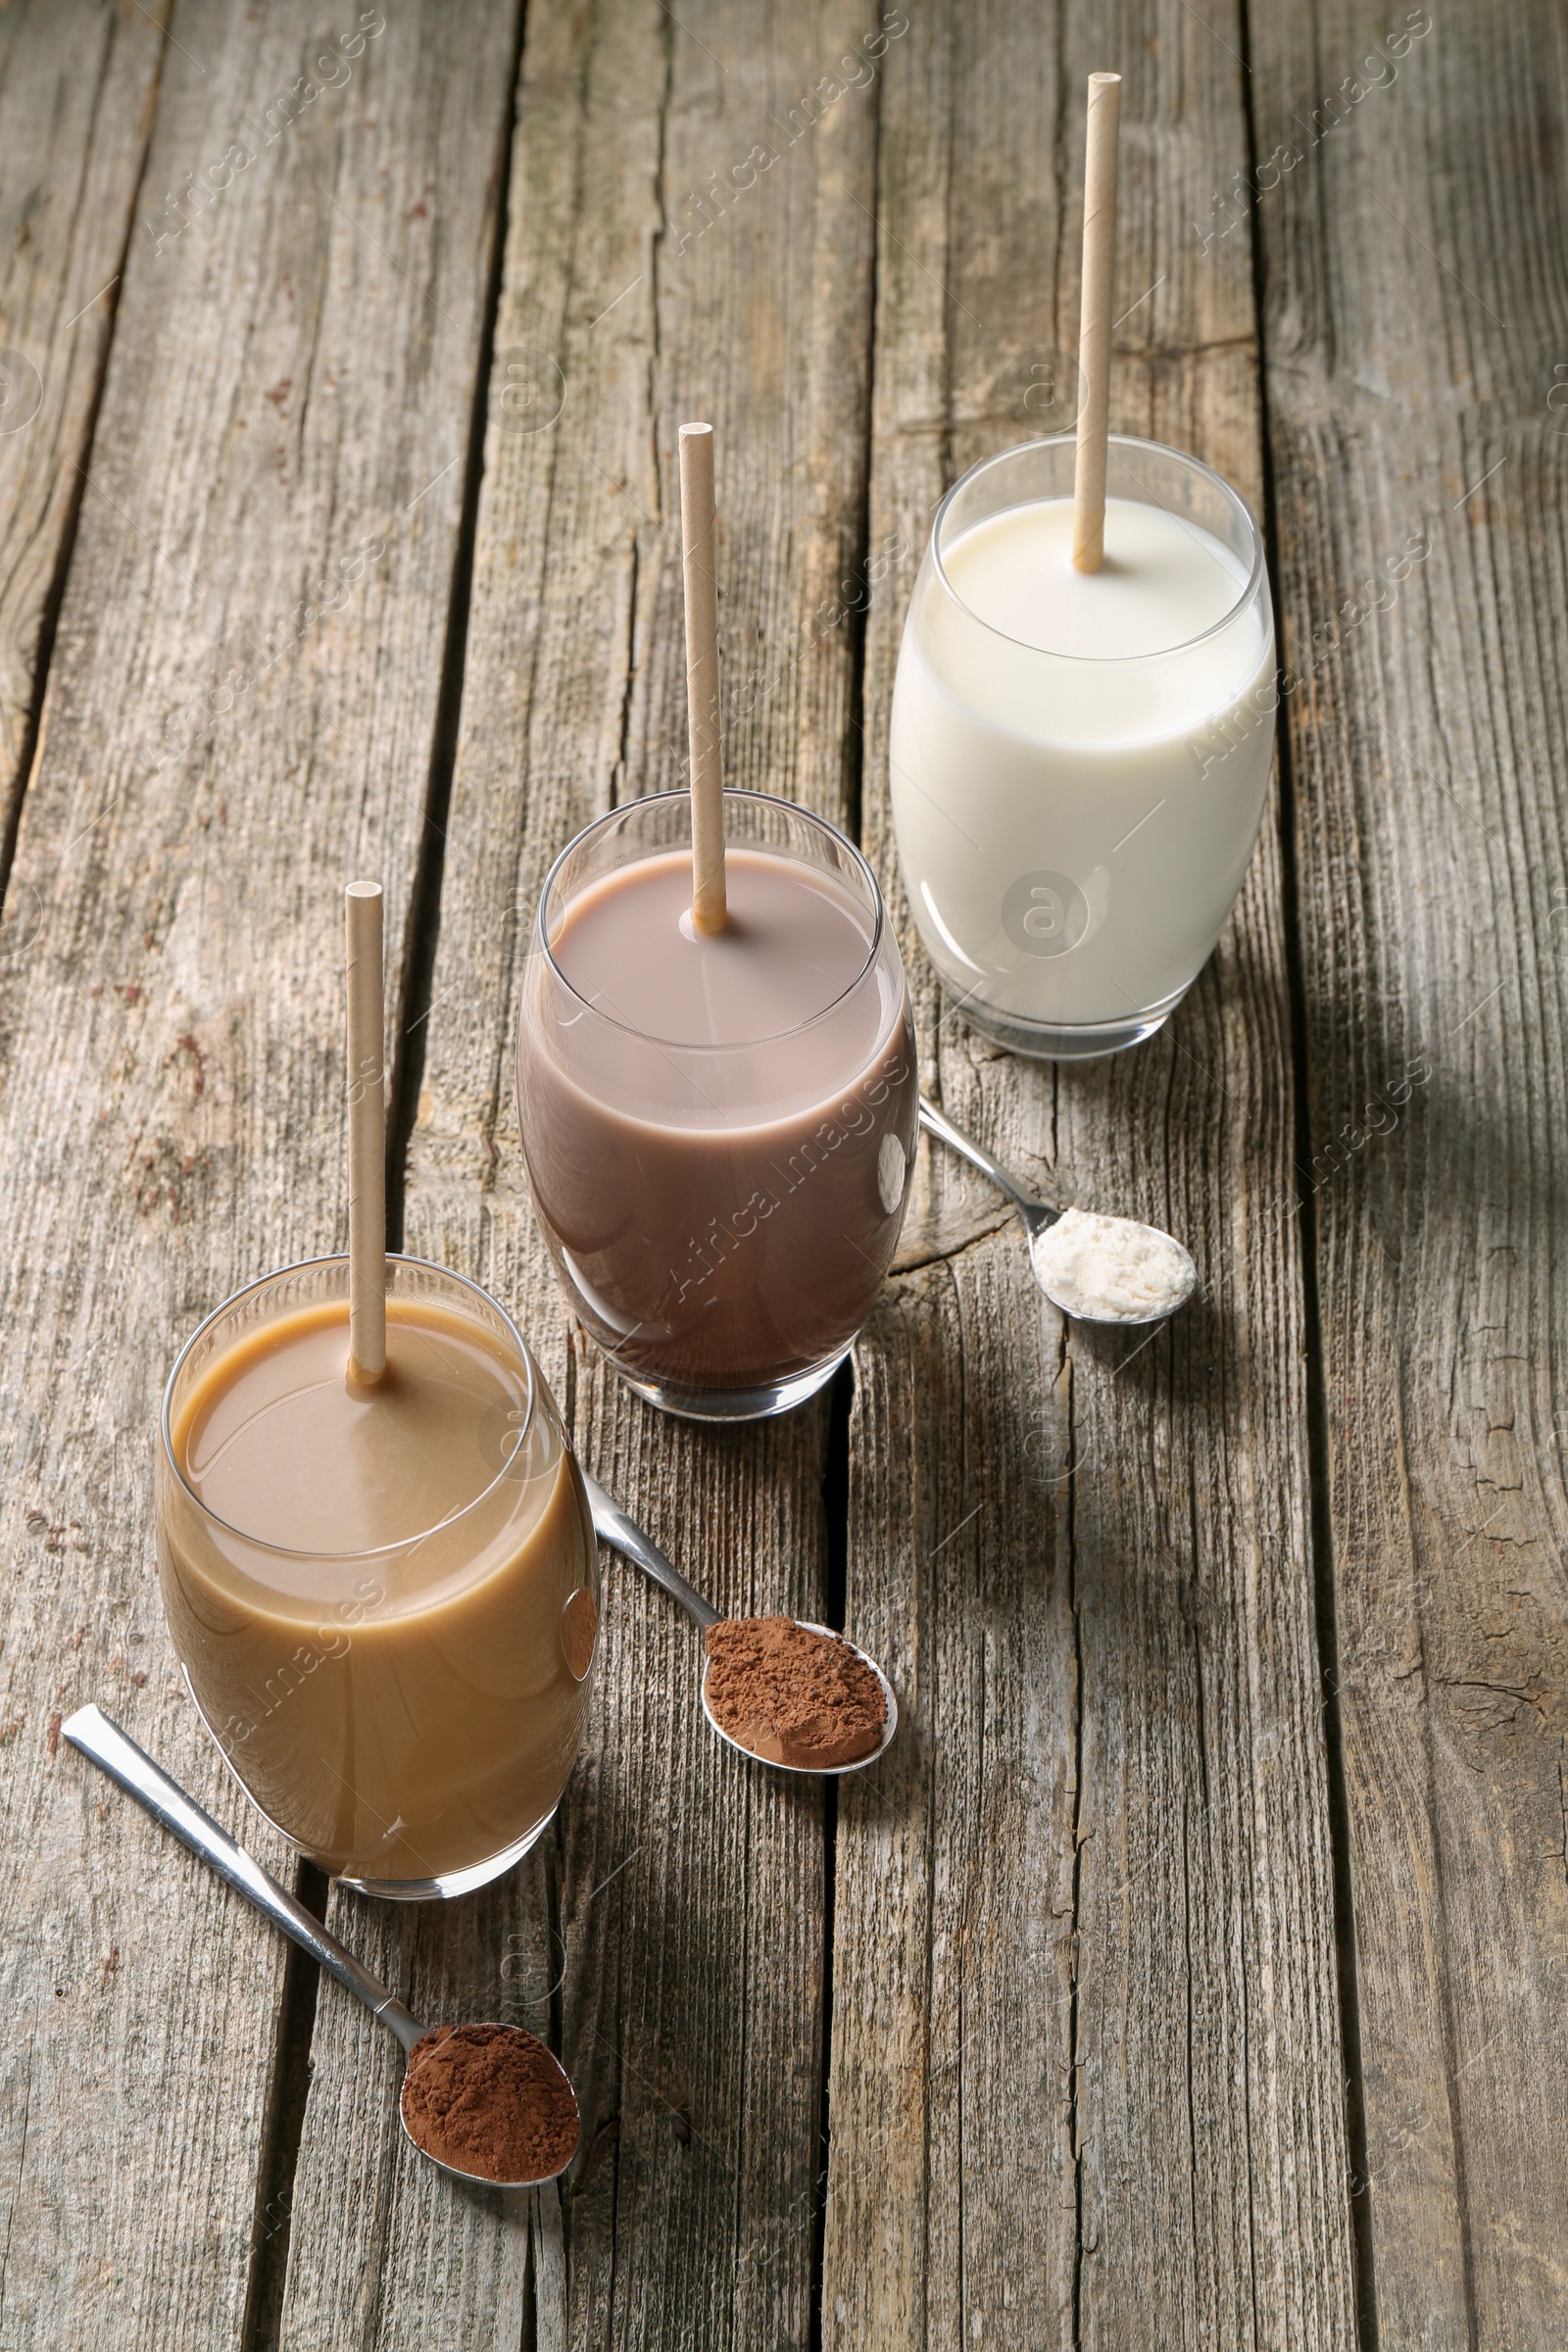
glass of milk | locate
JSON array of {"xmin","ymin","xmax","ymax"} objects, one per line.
[{"xmin": 889, "ymin": 434, "xmax": 1275, "ymax": 1059}]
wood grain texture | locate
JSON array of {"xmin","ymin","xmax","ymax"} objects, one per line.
[
  {"xmin": 1252, "ymin": 3, "xmax": 1568, "ymax": 2341},
  {"xmin": 0, "ymin": 0, "xmax": 166, "ymax": 843},
  {"xmin": 824, "ymin": 3, "xmax": 1358, "ymax": 2343},
  {"xmin": 278, "ymin": 1, "xmax": 883, "ymax": 2343},
  {"xmin": 0, "ymin": 4, "xmax": 516, "ymax": 2344},
  {"xmin": 10, "ymin": 6, "xmax": 1554, "ymax": 2346}
]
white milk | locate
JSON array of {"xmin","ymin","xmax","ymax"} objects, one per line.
[{"xmin": 889, "ymin": 490, "xmax": 1274, "ymax": 1050}]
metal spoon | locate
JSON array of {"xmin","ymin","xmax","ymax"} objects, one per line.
[
  {"xmin": 918, "ymin": 1095, "xmax": 1197, "ymax": 1326},
  {"xmin": 62, "ymin": 1704, "xmax": 580, "ymax": 2191},
  {"xmin": 582, "ymin": 1476, "xmax": 897, "ymax": 1775}
]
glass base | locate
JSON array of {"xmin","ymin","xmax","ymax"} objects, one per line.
[
  {"xmin": 953, "ymin": 985, "xmax": 1189, "ymax": 1062},
  {"xmin": 183, "ymin": 1667, "xmax": 564, "ymax": 1902},
  {"xmin": 612, "ymin": 1342, "xmax": 852, "ymax": 1423},
  {"xmin": 340, "ymin": 1803, "xmax": 561, "ymax": 1902}
]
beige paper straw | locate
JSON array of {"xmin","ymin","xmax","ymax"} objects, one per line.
[
  {"xmin": 1072, "ymin": 71, "xmax": 1123, "ymax": 574},
  {"xmin": 679, "ymin": 421, "xmax": 726, "ymax": 933},
  {"xmin": 345, "ymin": 880, "xmax": 386, "ymax": 1382}
]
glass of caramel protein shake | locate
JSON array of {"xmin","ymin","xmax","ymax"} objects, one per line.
[{"xmin": 158, "ymin": 1254, "xmax": 598, "ymax": 1899}]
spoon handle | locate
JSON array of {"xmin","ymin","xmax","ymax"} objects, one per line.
[
  {"xmin": 581, "ymin": 1474, "xmax": 722, "ymax": 1632},
  {"xmin": 917, "ymin": 1095, "xmax": 1052, "ymax": 1222},
  {"xmin": 63, "ymin": 1705, "xmax": 424, "ymax": 2054}
]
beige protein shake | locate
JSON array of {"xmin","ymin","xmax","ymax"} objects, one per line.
[{"xmin": 158, "ymin": 1267, "xmax": 596, "ymax": 1888}]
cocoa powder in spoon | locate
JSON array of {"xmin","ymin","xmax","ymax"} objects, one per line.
[
  {"xmin": 704, "ymin": 1616, "xmax": 887, "ymax": 1769},
  {"xmin": 401, "ymin": 2023, "xmax": 579, "ymax": 2184}
]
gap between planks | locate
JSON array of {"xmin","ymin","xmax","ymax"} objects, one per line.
[
  {"xmin": 0, "ymin": 18, "xmax": 173, "ymax": 955},
  {"xmin": 1236, "ymin": 3, "xmax": 1377, "ymax": 2340}
]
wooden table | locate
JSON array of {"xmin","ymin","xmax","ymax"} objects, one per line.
[{"xmin": 0, "ymin": 3, "xmax": 1558, "ymax": 2344}]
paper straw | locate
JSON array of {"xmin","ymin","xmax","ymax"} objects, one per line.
[
  {"xmin": 345, "ymin": 880, "xmax": 386, "ymax": 1381},
  {"xmin": 679, "ymin": 421, "xmax": 726, "ymax": 932},
  {"xmin": 1072, "ymin": 72, "xmax": 1122, "ymax": 573}
]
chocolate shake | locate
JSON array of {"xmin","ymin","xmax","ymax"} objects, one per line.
[
  {"xmin": 158, "ymin": 1261, "xmax": 596, "ymax": 1888},
  {"xmin": 517, "ymin": 799, "xmax": 917, "ymax": 1418}
]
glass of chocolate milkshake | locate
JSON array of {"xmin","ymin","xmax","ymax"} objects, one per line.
[
  {"xmin": 157, "ymin": 1254, "xmax": 598, "ymax": 1899},
  {"xmin": 517, "ymin": 791, "xmax": 917, "ymax": 1420}
]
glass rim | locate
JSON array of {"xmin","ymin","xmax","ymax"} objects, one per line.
[
  {"xmin": 160, "ymin": 1250, "xmax": 541, "ymax": 1563},
  {"xmin": 535, "ymin": 787, "xmax": 887, "ymax": 1051},
  {"xmin": 930, "ymin": 430, "xmax": 1267, "ymax": 662}
]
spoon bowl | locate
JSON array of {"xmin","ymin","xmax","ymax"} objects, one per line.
[
  {"xmin": 398, "ymin": 2022, "xmax": 580, "ymax": 2191},
  {"xmin": 582, "ymin": 1477, "xmax": 898, "ymax": 1775},
  {"xmin": 63, "ymin": 1705, "xmax": 580, "ymax": 2191},
  {"xmin": 918, "ymin": 1095, "xmax": 1197, "ymax": 1325},
  {"xmin": 1024, "ymin": 1208, "xmax": 1197, "ymax": 1329},
  {"xmin": 700, "ymin": 1620, "xmax": 898, "ymax": 1774}
]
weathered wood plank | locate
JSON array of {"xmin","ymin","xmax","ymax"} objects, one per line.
[
  {"xmin": 0, "ymin": 5, "xmax": 517, "ymax": 2344},
  {"xmin": 1252, "ymin": 4, "xmax": 1568, "ymax": 2341},
  {"xmin": 277, "ymin": 1, "xmax": 883, "ymax": 2344},
  {"xmin": 825, "ymin": 3, "xmax": 1357, "ymax": 2343},
  {"xmin": 0, "ymin": 0, "xmax": 166, "ymax": 847}
]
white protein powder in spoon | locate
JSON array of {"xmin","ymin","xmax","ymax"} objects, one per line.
[{"xmin": 1029, "ymin": 1207, "xmax": 1196, "ymax": 1322}]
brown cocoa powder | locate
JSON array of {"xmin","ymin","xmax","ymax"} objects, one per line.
[
  {"xmin": 400, "ymin": 2023, "xmax": 579, "ymax": 2184},
  {"xmin": 703, "ymin": 1615, "xmax": 887, "ymax": 1769}
]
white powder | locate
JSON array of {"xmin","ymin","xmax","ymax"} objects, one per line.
[{"xmin": 1029, "ymin": 1206, "xmax": 1196, "ymax": 1323}]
